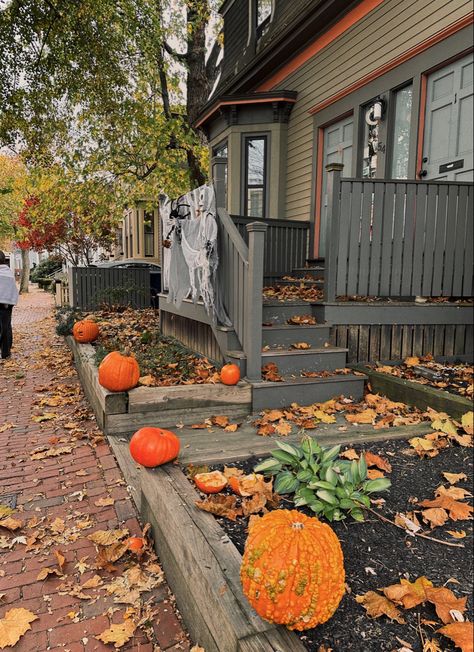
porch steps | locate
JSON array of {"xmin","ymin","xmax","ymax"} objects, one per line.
[
  {"xmin": 262, "ymin": 323, "xmax": 330, "ymax": 348},
  {"xmin": 292, "ymin": 265, "xmax": 325, "ymax": 280},
  {"xmin": 263, "ymin": 300, "xmax": 318, "ymax": 323},
  {"xmin": 261, "ymin": 347, "xmax": 348, "ymax": 374},
  {"xmin": 251, "ymin": 374, "xmax": 365, "ymax": 410}
]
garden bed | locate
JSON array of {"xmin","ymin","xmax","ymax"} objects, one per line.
[
  {"xmin": 353, "ymin": 361, "xmax": 473, "ymax": 420},
  {"xmin": 185, "ymin": 437, "xmax": 473, "ymax": 652}
]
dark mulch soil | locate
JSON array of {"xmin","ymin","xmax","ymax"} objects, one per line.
[{"xmin": 190, "ymin": 438, "xmax": 473, "ymax": 652}]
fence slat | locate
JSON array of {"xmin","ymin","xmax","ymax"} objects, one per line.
[
  {"xmin": 401, "ymin": 183, "xmax": 416, "ymax": 296},
  {"xmin": 346, "ymin": 181, "xmax": 362, "ymax": 296},
  {"xmin": 431, "ymin": 184, "xmax": 448, "ymax": 295},
  {"xmin": 411, "ymin": 183, "xmax": 428, "ymax": 295},
  {"xmin": 442, "ymin": 184, "xmax": 459, "ymax": 295},
  {"xmin": 336, "ymin": 181, "xmax": 353, "ymax": 295},
  {"xmin": 379, "ymin": 182, "xmax": 396, "ymax": 296},
  {"xmin": 422, "ymin": 185, "xmax": 438, "ymax": 296},
  {"xmin": 368, "ymin": 182, "xmax": 385, "ymax": 296},
  {"xmin": 358, "ymin": 182, "xmax": 373, "ymax": 296},
  {"xmin": 462, "ymin": 186, "xmax": 473, "ymax": 296},
  {"xmin": 452, "ymin": 185, "xmax": 469, "ymax": 296},
  {"xmin": 390, "ymin": 183, "xmax": 406, "ymax": 296}
]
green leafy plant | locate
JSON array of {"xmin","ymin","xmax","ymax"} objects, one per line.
[
  {"xmin": 55, "ymin": 306, "xmax": 82, "ymax": 336},
  {"xmin": 254, "ymin": 437, "xmax": 391, "ymax": 522},
  {"xmin": 30, "ymin": 256, "xmax": 63, "ymax": 283}
]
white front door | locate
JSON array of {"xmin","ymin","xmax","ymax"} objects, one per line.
[
  {"xmin": 319, "ymin": 116, "xmax": 353, "ymax": 256},
  {"xmin": 422, "ymin": 53, "xmax": 473, "ymax": 181}
]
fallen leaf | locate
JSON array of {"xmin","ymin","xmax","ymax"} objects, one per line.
[
  {"xmin": 31, "ymin": 413, "xmax": 57, "ymax": 423},
  {"xmin": 364, "ymin": 451, "xmax": 392, "ymax": 473},
  {"xmin": 436, "ymin": 485, "xmax": 472, "ymax": 500},
  {"xmin": 345, "ymin": 409, "xmax": 377, "ymax": 424},
  {"xmin": 291, "ymin": 342, "xmax": 311, "ymax": 349},
  {"xmin": 222, "ymin": 466, "xmax": 244, "ymax": 479},
  {"xmin": 431, "ymin": 418, "xmax": 458, "ymax": 437},
  {"xmin": 96, "ymin": 542, "xmax": 128, "ymax": 566},
  {"xmin": 0, "ymin": 423, "xmax": 15, "ymax": 433},
  {"xmin": 394, "ymin": 512, "xmax": 422, "ymax": 533},
  {"xmin": 81, "ymin": 575, "xmax": 103, "ymax": 589},
  {"xmin": 264, "ymin": 409, "xmax": 285, "ymax": 422},
  {"xmin": 287, "ymin": 315, "xmax": 317, "ymax": 325},
  {"xmin": 404, "ymin": 356, "xmax": 420, "ymax": 367},
  {"xmin": 242, "ymin": 493, "xmax": 267, "ymax": 516},
  {"xmin": 190, "ymin": 423, "xmax": 208, "ymax": 429},
  {"xmin": 443, "ymin": 472, "xmax": 468, "ymax": 485},
  {"xmin": 0, "ymin": 517, "xmax": 22, "ymax": 531},
  {"xmin": 367, "ymin": 469, "xmax": 385, "ymax": 479},
  {"xmin": 383, "ymin": 576, "xmax": 433, "ymax": 609},
  {"xmin": 212, "ymin": 415, "xmax": 230, "ymax": 428},
  {"xmin": 420, "ymin": 496, "xmax": 473, "ymax": 521},
  {"xmin": 0, "ymin": 507, "xmax": 13, "ymax": 519},
  {"xmin": 94, "ymin": 497, "xmax": 115, "ymax": 507},
  {"xmin": 37, "ymin": 567, "xmax": 62, "ymax": 581},
  {"xmin": 138, "ymin": 375, "xmax": 156, "ymax": 386},
  {"xmin": 426, "ymin": 587, "xmax": 467, "ymax": 624},
  {"xmin": 437, "ymin": 621, "xmax": 473, "ymax": 652},
  {"xmin": 422, "ymin": 507, "xmax": 449, "ymax": 528},
  {"xmin": 88, "ymin": 530, "xmax": 128, "ymax": 546},
  {"xmin": 447, "ymin": 530, "xmax": 467, "ymax": 539},
  {"xmin": 274, "ymin": 420, "xmax": 292, "ymax": 436},
  {"xmin": 31, "ymin": 446, "xmax": 73, "ymax": 460},
  {"xmin": 461, "ymin": 412, "xmax": 473, "ymax": 435},
  {"xmin": 195, "ymin": 495, "xmax": 243, "ymax": 521},
  {"xmin": 355, "ymin": 590, "xmax": 405, "ymax": 623},
  {"xmin": 96, "ymin": 619, "xmax": 136, "ymax": 649},
  {"xmin": 423, "ymin": 640, "xmax": 442, "ymax": 652},
  {"xmin": 0, "ymin": 608, "xmax": 38, "ymax": 649},
  {"xmin": 340, "ymin": 448, "xmax": 359, "ymax": 460},
  {"xmin": 224, "ymin": 423, "xmax": 239, "ymax": 433}
]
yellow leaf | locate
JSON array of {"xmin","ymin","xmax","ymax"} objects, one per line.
[
  {"xmin": 423, "ymin": 640, "xmax": 442, "ymax": 652},
  {"xmin": 224, "ymin": 423, "xmax": 239, "ymax": 432},
  {"xmin": 31, "ymin": 413, "xmax": 57, "ymax": 423},
  {"xmin": 81, "ymin": 575, "xmax": 103, "ymax": 589},
  {"xmin": 36, "ymin": 567, "xmax": 62, "ymax": 581},
  {"xmin": 461, "ymin": 411, "xmax": 473, "ymax": 435},
  {"xmin": 355, "ymin": 590, "xmax": 405, "ymax": 623},
  {"xmin": 340, "ymin": 448, "xmax": 359, "ymax": 460},
  {"xmin": 404, "ymin": 356, "xmax": 420, "ymax": 367},
  {"xmin": 313, "ymin": 410, "xmax": 336, "ymax": 424},
  {"xmin": 443, "ymin": 472, "xmax": 468, "ymax": 485},
  {"xmin": 409, "ymin": 436, "xmax": 436, "ymax": 451},
  {"xmin": 431, "ymin": 418, "xmax": 458, "ymax": 437},
  {"xmin": 96, "ymin": 619, "xmax": 136, "ymax": 649},
  {"xmin": 0, "ymin": 507, "xmax": 13, "ymax": 519},
  {"xmin": 291, "ymin": 342, "xmax": 311, "ymax": 349},
  {"xmin": 437, "ymin": 621, "xmax": 473, "ymax": 652},
  {"xmin": 0, "ymin": 608, "xmax": 38, "ymax": 649},
  {"xmin": 345, "ymin": 408, "xmax": 377, "ymax": 424},
  {"xmin": 447, "ymin": 530, "xmax": 466, "ymax": 539},
  {"xmin": 88, "ymin": 530, "xmax": 128, "ymax": 546},
  {"xmin": 274, "ymin": 420, "xmax": 292, "ymax": 436},
  {"xmin": 94, "ymin": 497, "xmax": 115, "ymax": 507}
]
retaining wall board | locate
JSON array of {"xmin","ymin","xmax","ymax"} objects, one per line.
[
  {"xmin": 140, "ymin": 465, "xmax": 305, "ymax": 652},
  {"xmin": 353, "ymin": 365, "xmax": 472, "ymax": 420},
  {"xmin": 128, "ymin": 382, "xmax": 251, "ymax": 413}
]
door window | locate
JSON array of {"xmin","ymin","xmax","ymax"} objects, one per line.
[
  {"xmin": 244, "ymin": 136, "xmax": 267, "ymax": 218},
  {"xmin": 390, "ymin": 85, "xmax": 413, "ymax": 179}
]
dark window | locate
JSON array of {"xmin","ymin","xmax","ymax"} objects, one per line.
[
  {"xmin": 257, "ymin": 0, "xmax": 271, "ymax": 38},
  {"xmin": 244, "ymin": 135, "xmax": 267, "ymax": 218},
  {"xmin": 144, "ymin": 211, "xmax": 155, "ymax": 257},
  {"xmin": 136, "ymin": 210, "xmax": 140, "ymax": 254},
  {"xmin": 390, "ymin": 85, "xmax": 413, "ymax": 179}
]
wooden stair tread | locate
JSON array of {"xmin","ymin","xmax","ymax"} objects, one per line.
[
  {"xmin": 251, "ymin": 373, "xmax": 366, "ymax": 388},
  {"xmin": 261, "ymin": 346, "xmax": 348, "ymax": 356}
]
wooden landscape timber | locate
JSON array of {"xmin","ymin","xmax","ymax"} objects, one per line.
[
  {"xmin": 66, "ymin": 337, "xmax": 252, "ymax": 434},
  {"xmin": 352, "ymin": 363, "xmax": 472, "ymax": 419}
]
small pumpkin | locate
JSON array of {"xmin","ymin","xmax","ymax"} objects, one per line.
[
  {"xmin": 98, "ymin": 351, "xmax": 140, "ymax": 392},
  {"xmin": 129, "ymin": 427, "xmax": 180, "ymax": 467},
  {"xmin": 72, "ymin": 320, "xmax": 100, "ymax": 343},
  {"xmin": 241, "ymin": 509, "xmax": 345, "ymax": 630},
  {"xmin": 220, "ymin": 363, "xmax": 240, "ymax": 386},
  {"xmin": 194, "ymin": 471, "xmax": 227, "ymax": 494}
]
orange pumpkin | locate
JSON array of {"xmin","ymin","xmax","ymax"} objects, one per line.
[
  {"xmin": 72, "ymin": 320, "xmax": 100, "ymax": 343},
  {"xmin": 126, "ymin": 536, "xmax": 145, "ymax": 552},
  {"xmin": 241, "ymin": 509, "xmax": 345, "ymax": 630},
  {"xmin": 129, "ymin": 427, "xmax": 180, "ymax": 467},
  {"xmin": 98, "ymin": 351, "xmax": 140, "ymax": 392},
  {"xmin": 194, "ymin": 471, "xmax": 227, "ymax": 494},
  {"xmin": 220, "ymin": 363, "xmax": 240, "ymax": 385}
]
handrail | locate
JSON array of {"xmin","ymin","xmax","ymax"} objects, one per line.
[{"xmin": 218, "ymin": 208, "xmax": 249, "ymax": 261}]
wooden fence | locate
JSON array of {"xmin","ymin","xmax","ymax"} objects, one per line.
[
  {"xmin": 69, "ymin": 267, "xmax": 150, "ymax": 310},
  {"xmin": 324, "ymin": 164, "xmax": 474, "ymax": 301},
  {"xmin": 231, "ymin": 215, "xmax": 309, "ymax": 283}
]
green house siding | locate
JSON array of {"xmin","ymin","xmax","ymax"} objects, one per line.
[{"xmin": 274, "ymin": 0, "xmax": 473, "ymax": 221}]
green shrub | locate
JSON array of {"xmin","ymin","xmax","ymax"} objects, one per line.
[
  {"xmin": 55, "ymin": 306, "xmax": 82, "ymax": 336},
  {"xmin": 30, "ymin": 256, "xmax": 63, "ymax": 283},
  {"xmin": 254, "ymin": 437, "xmax": 391, "ymax": 522}
]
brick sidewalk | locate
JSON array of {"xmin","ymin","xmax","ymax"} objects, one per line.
[{"xmin": 0, "ymin": 290, "xmax": 191, "ymax": 652}]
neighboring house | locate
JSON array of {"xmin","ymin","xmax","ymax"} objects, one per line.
[
  {"xmin": 159, "ymin": 0, "xmax": 473, "ymax": 409},
  {"xmin": 115, "ymin": 200, "xmax": 160, "ymax": 264}
]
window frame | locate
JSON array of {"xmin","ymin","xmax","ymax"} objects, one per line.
[{"xmin": 242, "ymin": 133, "xmax": 269, "ymax": 218}]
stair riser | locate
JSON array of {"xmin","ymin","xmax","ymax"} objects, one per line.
[
  {"xmin": 263, "ymin": 303, "xmax": 316, "ymax": 324},
  {"xmin": 268, "ymin": 280, "xmax": 324, "ymax": 287},
  {"xmin": 263, "ymin": 327, "xmax": 331, "ymax": 348},
  {"xmin": 292, "ymin": 269, "xmax": 325, "ymax": 280},
  {"xmin": 252, "ymin": 378, "xmax": 365, "ymax": 410},
  {"xmin": 263, "ymin": 350, "xmax": 348, "ymax": 374}
]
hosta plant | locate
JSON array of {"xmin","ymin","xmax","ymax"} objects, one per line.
[{"xmin": 254, "ymin": 436, "xmax": 391, "ymax": 522}]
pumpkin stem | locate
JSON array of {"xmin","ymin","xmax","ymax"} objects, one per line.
[{"xmin": 291, "ymin": 522, "xmax": 304, "ymax": 530}]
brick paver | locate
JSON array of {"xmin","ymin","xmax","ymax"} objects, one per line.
[{"xmin": 1, "ymin": 288, "xmax": 191, "ymax": 651}]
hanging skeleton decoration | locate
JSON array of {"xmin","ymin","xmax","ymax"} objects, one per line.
[{"xmin": 160, "ymin": 185, "xmax": 231, "ymax": 326}]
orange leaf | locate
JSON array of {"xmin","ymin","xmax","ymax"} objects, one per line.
[
  {"xmin": 195, "ymin": 495, "xmax": 243, "ymax": 521},
  {"xmin": 420, "ymin": 496, "xmax": 473, "ymax": 521},
  {"xmin": 367, "ymin": 469, "xmax": 385, "ymax": 479},
  {"xmin": 422, "ymin": 507, "xmax": 449, "ymax": 528},
  {"xmin": 364, "ymin": 451, "xmax": 392, "ymax": 473},
  {"xmin": 437, "ymin": 622, "xmax": 473, "ymax": 652},
  {"xmin": 383, "ymin": 576, "xmax": 433, "ymax": 609},
  {"xmin": 355, "ymin": 590, "xmax": 405, "ymax": 623},
  {"xmin": 345, "ymin": 409, "xmax": 377, "ymax": 424},
  {"xmin": 426, "ymin": 587, "xmax": 467, "ymax": 624},
  {"xmin": 340, "ymin": 448, "xmax": 359, "ymax": 460}
]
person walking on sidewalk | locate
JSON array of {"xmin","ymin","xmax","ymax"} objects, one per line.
[{"xmin": 0, "ymin": 250, "xmax": 19, "ymax": 360}]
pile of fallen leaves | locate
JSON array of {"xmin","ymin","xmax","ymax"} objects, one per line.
[
  {"xmin": 356, "ymin": 576, "xmax": 473, "ymax": 652},
  {"xmin": 407, "ymin": 410, "xmax": 473, "ymax": 458},
  {"xmin": 374, "ymin": 356, "xmax": 473, "ymax": 399},
  {"xmin": 82, "ymin": 308, "xmax": 220, "ymax": 386},
  {"xmin": 263, "ymin": 283, "xmax": 323, "ymax": 302},
  {"xmin": 189, "ymin": 466, "xmax": 280, "ymax": 521},
  {"xmin": 253, "ymin": 393, "xmax": 427, "ymax": 436}
]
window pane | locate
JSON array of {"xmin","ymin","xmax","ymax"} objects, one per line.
[
  {"xmin": 257, "ymin": 0, "xmax": 272, "ymax": 26},
  {"xmin": 247, "ymin": 138, "xmax": 265, "ymax": 185},
  {"xmin": 247, "ymin": 188, "xmax": 264, "ymax": 218},
  {"xmin": 391, "ymin": 86, "xmax": 413, "ymax": 179},
  {"xmin": 144, "ymin": 211, "xmax": 154, "ymax": 256},
  {"xmin": 361, "ymin": 103, "xmax": 380, "ymax": 178},
  {"xmin": 214, "ymin": 142, "xmax": 228, "ymax": 158}
]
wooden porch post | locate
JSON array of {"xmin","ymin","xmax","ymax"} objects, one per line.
[
  {"xmin": 244, "ymin": 221, "xmax": 267, "ymax": 381},
  {"xmin": 324, "ymin": 163, "xmax": 343, "ymax": 303}
]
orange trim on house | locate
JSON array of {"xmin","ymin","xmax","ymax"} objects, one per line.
[
  {"xmin": 416, "ymin": 74, "xmax": 428, "ymax": 179},
  {"xmin": 195, "ymin": 96, "xmax": 297, "ymax": 128},
  {"xmin": 257, "ymin": 0, "xmax": 385, "ymax": 92},
  {"xmin": 313, "ymin": 128, "xmax": 325, "ymax": 257},
  {"xmin": 309, "ymin": 13, "xmax": 474, "ymax": 115}
]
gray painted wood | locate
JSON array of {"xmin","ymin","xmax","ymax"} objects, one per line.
[
  {"xmin": 324, "ymin": 164, "xmax": 344, "ymax": 302},
  {"xmin": 400, "ymin": 183, "xmax": 416, "ymax": 296},
  {"xmin": 390, "ymin": 182, "xmax": 406, "ymax": 296},
  {"xmin": 368, "ymin": 182, "xmax": 385, "ymax": 296},
  {"xmin": 336, "ymin": 179, "xmax": 352, "ymax": 296},
  {"xmin": 347, "ymin": 181, "xmax": 362, "ymax": 295},
  {"xmin": 431, "ymin": 184, "xmax": 448, "ymax": 296},
  {"xmin": 245, "ymin": 222, "xmax": 266, "ymax": 380},
  {"xmin": 463, "ymin": 186, "xmax": 473, "ymax": 296},
  {"xmin": 443, "ymin": 184, "xmax": 459, "ymax": 295},
  {"xmin": 70, "ymin": 267, "xmax": 150, "ymax": 310},
  {"xmin": 452, "ymin": 184, "xmax": 469, "ymax": 295},
  {"xmin": 379, "ymin": 182, "xmax": 396, "ymax": 296},
  {"xmin": 411, "ymin": 182, "xmax": 428, "ymax": 294},
  {"xmin": 358, "ymin": 182, "xmax": 373, "ymax": 296},
  {"xmin": 422, "ymin": 184, "xmax": 438, "ymax": 296}
]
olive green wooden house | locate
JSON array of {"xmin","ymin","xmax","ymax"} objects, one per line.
[{"xmin": 159, "ymin": 0, "xmax": 474, "ymax": 409}]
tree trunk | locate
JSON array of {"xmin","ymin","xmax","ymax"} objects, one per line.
[{"xmin": 20, "ymin": 248, "xmax": 30, "ymax": 293}]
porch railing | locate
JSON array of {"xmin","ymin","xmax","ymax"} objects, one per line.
[
  {"xmin": 217, "ymin": 209, "xmax": 267, "ymax": 380},
  {"xmin": 231, "ymin": 215, "xmax": 310, "ymax": 282},
  {"xmin": 324, "ymin": 163, "xmax": 474, "ymax": 301}
]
